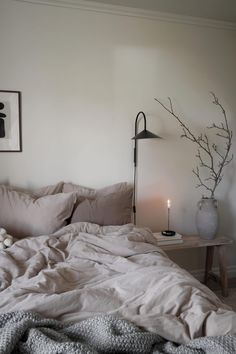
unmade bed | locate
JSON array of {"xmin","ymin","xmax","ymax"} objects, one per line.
[
  {"xmin": 0, "ymin": 222, "xmax": 235, "ymax": 345},
  {"xmin": 0, "ymin": 182, "xmax": 235, "ymax": 352}
]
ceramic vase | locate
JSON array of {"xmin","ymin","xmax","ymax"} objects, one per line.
[{"xmin": 196, "ymin": 197, "xmax": 219, "ymax": 240}]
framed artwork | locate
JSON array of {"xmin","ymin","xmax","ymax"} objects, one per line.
[{"xmin": 0, "ymin": 90, "xmax": 22, "ymax": 152}]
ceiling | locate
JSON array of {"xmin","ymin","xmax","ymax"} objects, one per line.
[{"xmin": 84, "ymin": 0, "xmax": 236, "ymax": 23}]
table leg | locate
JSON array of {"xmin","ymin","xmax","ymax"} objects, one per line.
[
  {"xmin": 217, "ymin": 245, "xmax": 229, "ymax": 297},
  {"xmin": 204, "ymin": 246, "xmax": 214, "ymax": 285}
]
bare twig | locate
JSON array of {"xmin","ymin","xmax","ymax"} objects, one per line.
[{"xmin": 155, "ymin": 94, "xmax": 233, "ymax": 197}]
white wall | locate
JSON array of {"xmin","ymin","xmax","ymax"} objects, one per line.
[{"xmin": 1, "ymin": 0, "xmax": 236, "ymax": 271}]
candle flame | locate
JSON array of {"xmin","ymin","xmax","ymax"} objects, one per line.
[{"xmin": 167, "ymin": 199, "xmax": 171, "ymax": 208}]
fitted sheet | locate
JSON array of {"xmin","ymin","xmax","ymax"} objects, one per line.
[{"xmin": 0, "ymin": 222, "xmax": 235, "ymax": 344}]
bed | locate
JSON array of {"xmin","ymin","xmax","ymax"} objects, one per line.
[{"xmin": 0, "ymin": 182, "xmax": 235, "ymax": 353}]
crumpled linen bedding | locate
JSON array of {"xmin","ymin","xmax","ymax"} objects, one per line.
[{"xmin": 0, "ymin": 222, "xmax": 235, "ymax": 344}]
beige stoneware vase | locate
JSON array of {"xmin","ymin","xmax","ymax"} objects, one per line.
[{"xmin": 196, "ymin": 197, "xmax": 219, "ymax": 240}]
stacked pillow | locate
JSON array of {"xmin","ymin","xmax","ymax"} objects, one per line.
[
  {"xmin": 0, "ymin": 183, "xmax": 75, "ymax": 239},
  {"xmin": 33, "ymin": 181, "xmax": 64, "ymax": 198},
  {"xmin": 0, "ymin": 181, "xmax": 133, "ymax": 239},
  {"xmin": 63, "ymin": 182, "xmax": 133, "ymax": 226},
  {"xmin": 5, "ymin": 181, "xmax": 64, "ymax": 198}
]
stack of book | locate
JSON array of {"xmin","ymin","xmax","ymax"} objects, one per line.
[{"xmin": 153, "ymin": 232, "xmax": 183, "ymax": 246}]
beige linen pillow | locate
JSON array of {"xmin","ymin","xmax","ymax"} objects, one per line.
[
  {"xmin": 2, "ymin": 181, "xmax": 64, "ymax": 198},
  {"xmin": 33, "ymin": 181, "xmax": 64, "ymax": 198},
  {"xmin": 71, "ymin": 186, "xmax": 133, "ymax": 226},
  {"xmin": 63, "ymin": 182, "xmax": 129, "ymax": 202},
  {"xmin": 63, "ymin": 182, "xmax": 95, "ymax": 201},
  {"xmin": 0, "ymin": 186, "xmax": 75, "ymax": 238}
]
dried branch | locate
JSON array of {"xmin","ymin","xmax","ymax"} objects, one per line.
[{"xmin": 155, "ymin": 94, "xmax": 233, "ymax": 198}]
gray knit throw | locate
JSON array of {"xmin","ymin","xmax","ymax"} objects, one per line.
[{"xmin": 0, "ymin": 311, "xmax": 235, "ymax": 354}]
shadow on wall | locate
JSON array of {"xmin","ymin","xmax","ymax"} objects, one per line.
[
  {"xmin": 218, "ymin": 161, "xmax": 236, "ymax": 239},
  {"xmin": 219, "ymin": 198, "xmax": 236, "ymax": 239}
]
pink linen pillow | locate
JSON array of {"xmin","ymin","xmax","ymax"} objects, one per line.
[
  {"xmin": 0, "ymin": 186, "xmax": 75, "ymax": 238},
  {"xmin": 70, "ymin": 186, "xmax": 133, "ymax": 226}
]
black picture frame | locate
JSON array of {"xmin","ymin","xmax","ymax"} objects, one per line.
[{"xmin": 0, "ymin": 90, "xmax": 22, "ymax": 152}]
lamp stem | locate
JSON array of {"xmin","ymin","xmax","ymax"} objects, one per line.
[
  {"xmin": 133, "ymin": 163, "xmax": 137, "ymax": 225},
  {"xmin": 132, "ymin": 112, "xmax": 149, "ymax": 225},
  {"xmin": 133, "ymin": 128, "xmax": 137, "ymax": 224}
]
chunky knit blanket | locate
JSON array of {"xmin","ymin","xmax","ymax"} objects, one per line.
[{"xmin": 0, "ymin": 311, "xmax": 236, "ymax": 354}]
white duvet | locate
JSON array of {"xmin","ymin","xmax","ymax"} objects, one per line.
[{"xmin": 0, "ymin": 222, "xmax": 235, "ymax": 344}]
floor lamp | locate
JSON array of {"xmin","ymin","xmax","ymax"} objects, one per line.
[{"xmin": 132, "ymin": 111, "xmax": 161, "ymax": 225}]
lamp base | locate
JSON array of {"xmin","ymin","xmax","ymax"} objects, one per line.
[{"xmin": 161, "ymin": 230, "xmax": 176, "ymax": 236}]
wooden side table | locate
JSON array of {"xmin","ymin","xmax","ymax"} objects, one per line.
[{"xmin": 158, "ymin": 235, "xmax": 233, "ymax": 297}]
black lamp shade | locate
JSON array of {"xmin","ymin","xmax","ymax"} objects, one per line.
[{"xmin": 132, "ymin": 129, "xmax": 161, "ymax": 140}]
